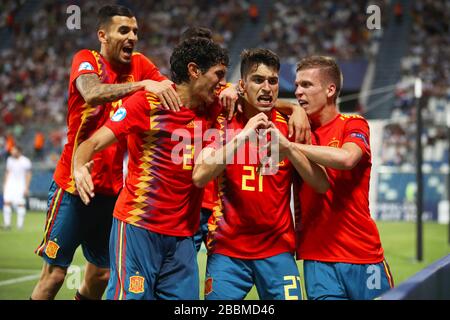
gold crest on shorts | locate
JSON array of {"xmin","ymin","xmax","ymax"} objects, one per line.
[
  {"xmin": 129, "ymin": 275, "xmax": 145, "ymax": 294},
  {"xmin": 45, "ymin": 240, "xmax": 60, "ymax": 259},
  {"xmin": 205, "ymin": 277, "xmax": 213, "ymax": 296}
]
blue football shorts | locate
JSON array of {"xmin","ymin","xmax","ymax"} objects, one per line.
[
  {"xmin": 303, "ymin": 260, "xmax": 394, "ymax": 300},
  {"xmin": 205, "ymin": 252, "xmax": 302, "ymax": 300},
  {"xmin": 35, "ymin": 180, "xmax": 116, "ymax": 268},
  {"xmin": 193, "ymin": 208, "xmax": 212, "ymax": 252},
  {"xmin": 106, "ymin": 217, "xmax": 199, "ymax": 300}
]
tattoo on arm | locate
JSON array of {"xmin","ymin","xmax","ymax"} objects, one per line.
[{"xmin": 76, "ymin": 73, "xmax": 144, "ymax": 105}]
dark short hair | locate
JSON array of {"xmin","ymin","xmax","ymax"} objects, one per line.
[
  {"xmin": 240, "ymin": 48, "xmax": 280, "ymax": 79},
  {"xmin": 12, "ymin": 144, "xmax": 22, "ymax": 153},
  {"xmin": 296, "ymin": 55, "xmax": 343, "ymax": 102},
  {"xmin": 97, "ymin": 5, "xmax": 134, "ymax": 29},
  {"xmin": 180, "ymin": 27, "xmax": 213, "ymax": 42},
  {"xmin": 170, "ymin": 37, "xmax": 229, "ymax": 84}
]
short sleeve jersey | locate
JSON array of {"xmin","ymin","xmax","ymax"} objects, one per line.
[
  {"xmin": 296, "ymin": 114, "xmax": 384, "ymax": 264},
  {"xmin": 53, "ymin": 49, "xmax": 166, "ymax": 196},
  {"xmin": 105, "ymin": 90, "xmax": 222, "ymax": 236},
  {"xmin": 207, "ymin": 109, "xmax": 296, "ymax": 259}
]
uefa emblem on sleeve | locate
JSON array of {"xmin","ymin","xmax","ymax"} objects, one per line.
[
  {"xmin": 78, "ymin": 61, "xmax": 94, "ymax": 71},
  {"xmin": 111, "ymin": 107, "xmax": 127, "ymax": 122}
]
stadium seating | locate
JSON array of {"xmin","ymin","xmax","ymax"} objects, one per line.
[{"xmin": 0, "ymin": 1, "xmax": 448, "ymax": 219}]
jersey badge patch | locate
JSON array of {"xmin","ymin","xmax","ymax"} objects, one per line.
[
  {"xmin": 129, "ymin": 275, "xmax": 145, "ymax": 294},
  {"xmin": 78, "ymin": 62, "xmax": 94, "ymax": 72},
  {"xmin": 350, "ymin": 132, "xmax": 369, "ymax": 147},
  {"xmin": 45, "ymin": 240, "xmax": 60, "ymax": 259},
  {"xmin": 328, "ymin": 138, "xmax": 340, "ymax": 148},
  {"xmin": 205, "ymin": 277, "xmax": 213, "ymax": 296},
  {"xmin": 111, "ymin": 107, "xmax": 127, "ymax": 122}
]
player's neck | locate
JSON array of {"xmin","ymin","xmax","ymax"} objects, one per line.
[
  {"xmin": 311, "ymin": 104, "xmax": 339, "ymax": 128},
  {"xmin": 176, "ymin": 84, "xmax": 203, "ymax": 110},
  {"xmin": 99, "ymin": 48, "xmax": 126, "ymax": 72},
  {"xmin": 243, "ymin": 101, "xmax": 271, "ymax": 121}
]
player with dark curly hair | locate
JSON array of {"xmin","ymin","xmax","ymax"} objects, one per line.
[{"xmin": 72, "ymin": 37, "xmax": 229, "ymax": 300}]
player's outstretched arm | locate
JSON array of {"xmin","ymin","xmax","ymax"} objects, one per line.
[
  {"xmin": 193, "ymin": 112, "xmax": 270, "ymax": 188},
  {"xmin": 220, "ymin": 84, "xmax": 240, "ymax": 120},
  {"xmin": 268, "ymin": 125, "xmax": 329, "ymax": 193},
  {"xmin": 73, "ymin": 127, "xmax": 118, "ymax": 205},
  {"xmin": 142, "ymin": 79, "xmax": 182, "ymax": 111},
  {"xmin": 76, "ymin": 74, "xmax": 181, "ymax": 111},
  {"xmin": 293, "ymin": 142, "xmax": 363, "ymax": 171},
  {"xmin": 274, "ymin": 100, "xmax": 311, "ymax": 144},
  {"xmin": 76, "ymin": 73, "xmax": 147, "ymax": 105}
]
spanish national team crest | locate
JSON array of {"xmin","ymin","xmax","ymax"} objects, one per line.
[
  {"xmin": 121, "ymin": 74, "xmax": 134, "ymax": 83},
  {"xmin": 45, "ymin": 240, "xmax": 60, "ymax": 259},
  {"xmin": 328, "ymin": 138, "xmax": 340, "ymax": 148},
  {"xmin": 129, "ymin": 275, "xmax": 145, "ymax": 294},
  {"xmin": 205, "ymin": 277, "xmax": 213, "ymax": 296}
]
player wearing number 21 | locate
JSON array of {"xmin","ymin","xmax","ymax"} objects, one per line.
[{"xmin": 193, "ymin": 49, "xmax": 329, "ymax": 300}]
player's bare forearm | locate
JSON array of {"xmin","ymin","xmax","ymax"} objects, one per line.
[
  {"xmin": 294, "ymin": 142, "xmax": 362, "ymax": 170},
  {"xmin": 73, "ymin": 127, "xmax": 118, "ymax": 204},
  {"xmin": 76, "ymin": 73, "xmax": 145, "ymax": 105},
  {"xmin": 275, "ymin": 101, "xmax": 311, "ymax": 143},
  {"xmin": 73, "ymin": 127, "xmax": 118, "ymax": 171},
  {"xmin": 193, "ymin": 135, "xmax": 244, "ymax": 188},
  {"xmin": 193, "ymin": 155, "xmax": 226, "ymax": 189},
  {"xmin": 286, "ymin": 144, "xmax": 329, "ymax": 193},
  {"xmin": 274, "ymin": 99, "xmax": 297, "ymax": 116}
]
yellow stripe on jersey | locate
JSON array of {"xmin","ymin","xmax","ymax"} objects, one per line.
[
  {"xmin": 275, "ymin": 111, "xmax": 288, "ymax": 124},
  {"xmin": 206, "ymin": 174, "xmax": 226, "ymax": 252},
  {"xmin": 339, "ymin": 113, "xmax": 364, "ymax": 121},
  {"xmin": 126, "ymin": 94, "xmax": 160, "ymax": 224},
  {"xmin": 67, "ymin": 103, "xmax": 97, "ymax": 193},
  {"xmin": 145, "ymin": 92, "xmax": 161, "ymax": 106},
  {"xmin": 90, "ymin": 50, "xmax": 102, "ymax": 78}
]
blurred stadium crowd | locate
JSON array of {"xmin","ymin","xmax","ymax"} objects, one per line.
[
  {"xmin": 0, "ymin": 0, "xmax": 248, "ymax": 164},
  {"xmin": 0, "ymin": 0, "xmax": 449, "ymax": 174},
  {"xmin": 383, "ymin": 0, "xmax": 449, "ymax": 169},
  {"xmin": 260, "ymin": 0, "xmax": 388, "ymax": 63}
]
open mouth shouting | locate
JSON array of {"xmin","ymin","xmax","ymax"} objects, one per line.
[
  {"xmin": 121, "ymin": 42, "xmax": 134, "ymax": 61},
  {"xmin": 257, "ymin": 94, "xmax": 273, "ymax": 107},
  {"xmin": 298, "ymin": 99, "xmax": 308, "ymax": 108}
]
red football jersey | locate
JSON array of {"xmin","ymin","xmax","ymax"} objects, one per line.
[
  {"xmin": 54, "ymin": 49, "xmax": 166, "ymax": 195},
  {"xmin": 207, "ymin": 109, "xmax": 296, "ymax": 259},
  {"xmin": 296, "ymin": 114, "xmax": 384, "ymax": 264},
  {"xmin": 202, "ymin": 180, "xmax": 218, "ymax": 210},
  {"xmin": 105, "ymin": 90, "xmax": 221, "ymax": 236}
]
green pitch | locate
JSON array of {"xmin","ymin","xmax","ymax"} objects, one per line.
[{"xmin": 0, "ymin": 212, "xmax": 449, "ymax": 300}]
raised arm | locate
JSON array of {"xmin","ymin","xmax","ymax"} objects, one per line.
[
  {"xmin": 293, "ymin": 142, "xmax": 363, "ymax": 171},
  {"xmin": 221, "ymin": 88, "xmax": 311, "ymax": 144},
  {"xmin": 193, "ymin": 113, "xmax": 270, "ymax": 188},
  {"xmin": 274, "ymin": 100, "xmax": 311, "ymax": 144},
  {"xmin": 269, "ymin": 125, "xmax": 329, "ymax": 193},
  {"xmin": 72, "ymin": 126, "xmax": 118, "ymax": 204},
  {"xmin": 76, "ymin": 74, "xmax": 180, "ymax": 111}
]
